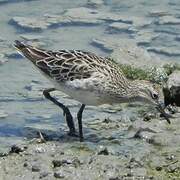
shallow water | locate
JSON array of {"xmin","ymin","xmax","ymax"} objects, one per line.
[{"xmin": 0, "ymin": 0, "xmax": 180, "ymax": 157}]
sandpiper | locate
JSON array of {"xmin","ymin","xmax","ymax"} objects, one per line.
[{"xmin": 14, "ymin": 40, "xmax": 171, "ymax": 141}]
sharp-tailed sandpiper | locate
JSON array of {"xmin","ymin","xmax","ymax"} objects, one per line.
[{"xmin": 14, "ymin": 40, "xmax": 171, "ymax": 141}]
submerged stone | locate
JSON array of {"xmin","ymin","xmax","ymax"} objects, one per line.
[
  {"xmin": 108, "ymin": 22, "xmax": 136, "ymax": 33},
  {"xmin": 87, "ymin": 0, "xmax": 104, "ymax": 7},
  {"xmin": 0, "ymin": 110, "xmax": 8, "ymax": 118},
  {"xmin": 63, "ymin": 7, "xmax": 103, "ymax": 24},
  {"xmin": 147, "ymin": 47, "xmax": 180, "ymax": 57},
  {"xmin": 163, "ymin": 71, "xmax": 180, "ymax": 106},
  {"xmin": 10, "ymin": 17, "xmax": 51, "ymax": 31},
  {"xmin": 157, "ymin": 15, "xmax": 180, "ymax": 25}
]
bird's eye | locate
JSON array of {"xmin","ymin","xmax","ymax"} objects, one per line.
[{"xmin": 151, "ymin": 93, "xmax": 159, "ymax": 99}]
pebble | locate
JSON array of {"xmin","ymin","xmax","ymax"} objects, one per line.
[
  {"xmin": 35, "ymin": 146, "xmax": 46, "ymax": 153},
  {"xmin": 54, "ymin": 171, "xmax": 65, "ymax": 178},
  {"xmin": 0, "ymin": 152, "xmax": 8, "ymax": 157},
  {"xmin": 166, "ymin": 154, "xmax": 175, "ymax": 161},
  {"xmin": 9, "ymin": 145, "xmax": 26, "ymax": 154},
  {"xmin": 32, "ymin": 164, "xmax": 41, "ymax": 172},
  {"xmin": 39, "ymin": 171, "xmax": 49, "ymax": 179},
  {"xmin": 52, "ymin": 160, "xmax": 63, "ymax": 168},
  {"xmin": 143, "ymin": 112, "xmax": 156, "ymax": 121},
  {"xmin": 97, "ymin": 146, "xmax": 109, "ymax": 155},
  {"xmin": 23, "ymin": 162, "xmax": 28, "ymax": 168},
  {"xmin": 166, "ymin": 163, "xmax": 179, "ymax": 173},
  {"xmin": 52, "ymin": 159, "xmax": 73, "ymax": 168},
  {"xmin": 156, "ymin": 166, "xmax": 162, "ymax": 171}
]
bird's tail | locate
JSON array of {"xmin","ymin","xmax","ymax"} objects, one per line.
[
  {"xmin": 14, "ymin": 40, "xmax": 49, "ymax": 64},
  {"xmin": 14, "ymin": 40, "xmax": 26, "ymax": 50}
]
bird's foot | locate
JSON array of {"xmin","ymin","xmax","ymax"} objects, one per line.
[
  {"xmin": 67, "ymin": 130, "xmax": 79, "ymax": 137},
  {"xmin": 79, "ymin": 136, "xmax": 84, "ymax": 142},
  {"xmin": 67, "ymin": 131, "xmax": 84, "ymax": 142}
]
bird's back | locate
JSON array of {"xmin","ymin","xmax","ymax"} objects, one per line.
[{"xmin": 14, "ymin": 40, "xmax": 131, "ymax": 105}]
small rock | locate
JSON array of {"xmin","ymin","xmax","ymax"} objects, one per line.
[
  {"xmin": 54, "ymin": 171, "xmax": 65, "ymax": 178},
  {"xmin": 35, "ymin": 146, "xmax": 46, "ymax": 153},
  {"xmin": 166, "ymin": 105, "xmax": 178, "ymax": 114},
  {"xmin": 166, "ymin": 154, "xmax": 175, "ymax": 161},
  {"xmin": 52, "ymin": 159, "xmax": 73, "ymax": 168},
  {"xmin": 166, "ymin": 164, "xmax": 179, "ymax": 173},
  {"xmin": 143, "ymin": 112, "xmax": 156, "ymax": 121},
  {"xmin": 52, "ymin": 160, "xmax": 63, "ymax": 168},
  {"xmin": 72, "ymin": 158, "xmax": 81, "ymax": 167},
  {"xmin": 163, "ymin": 71, "xmax": 180, "ymax": 106},
  {"xmin": 9, "ymin": 145, "xmax": 26, "ymax": 154},
  {"xmin": 97, "ymin": 146, "xmax": 109, "ymax": 155},
  {"xmin": 109, "ymin": 178, "xmax": 121, "ymax": 180},
  {"xmin": 39, "ymin": 171, "xmax": 49, "ymax": 179},
  {"xmin": 0, "ymin": 152, "xmax": 8, "ymax": 157},
  {"xmin": 103, "ymin": 118, "xmax": 112, "ymax": 123},
  {"xmin": 32, "ymin": 164, "xmax": 41, "ymax": 172},
  {"xmin": 133, "ymin": 128, "xmax": 156, "ymax": 143},
  {"xmin": 155, "ymin": 166, "xmax": 162, "ymax": 171},
  {"xmin": 23, "ymin": 162, "xmax": 28, "ymax": 167}
]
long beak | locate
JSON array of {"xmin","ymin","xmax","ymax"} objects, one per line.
[{"xmin": 156, "ymin": 102, "xmax": 172, "ymax": 124}]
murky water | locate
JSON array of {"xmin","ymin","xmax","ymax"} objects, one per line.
[{"xmin": 0, "ymin": 0, "xmax": 180, "ymax": 155}]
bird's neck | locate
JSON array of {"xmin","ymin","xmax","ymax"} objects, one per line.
[{"xmin": 125, "ymin": 81, "xmax": 141, "ymax": 100}]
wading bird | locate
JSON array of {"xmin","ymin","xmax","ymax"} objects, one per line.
[{"xmin": 14, "ymin": 40, "xmax": 171, "ymax": 141}]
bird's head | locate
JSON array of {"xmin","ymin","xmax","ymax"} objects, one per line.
[{"xmin": 132, "ymin": 80, "xmax": 172, "ymax": 124}]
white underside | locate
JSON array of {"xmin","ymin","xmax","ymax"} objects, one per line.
[{"xmin": 52, "ymin": 77, "xmax": 109, "ymax": 106}]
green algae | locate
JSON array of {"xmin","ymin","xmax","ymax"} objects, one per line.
[
  {"xmin": 112, "ymin": 60, "xmax": 180, "ymax": 84},
  {"xmin": 163, "ymin": 63, "xmax": 180, "ymax": 76}
]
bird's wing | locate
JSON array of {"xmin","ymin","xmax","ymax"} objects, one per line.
[{"xmin": 14, "ymin": 40, "xmax": 108, "ymax": 82}]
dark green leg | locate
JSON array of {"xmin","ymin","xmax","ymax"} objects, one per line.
[
  {"xmin": 43, "ymin": 88, "xmax": 76, "ymax": 136},
  {"xmin": 77, "ymin": 104, "xmax": 86, "ymax": 142}
]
